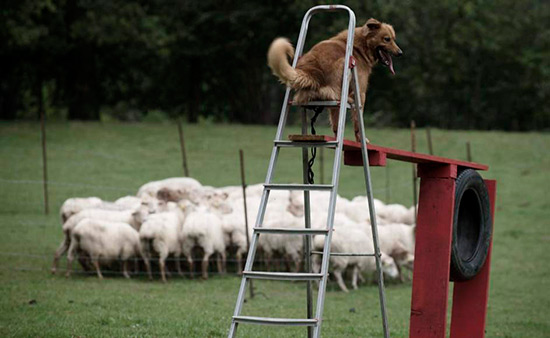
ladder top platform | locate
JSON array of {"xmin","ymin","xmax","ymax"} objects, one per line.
[{"xmin": 316, "ymin": 135, "xmax": 489, "ymax": 171}]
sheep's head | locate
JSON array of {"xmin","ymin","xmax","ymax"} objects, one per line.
[
  {"xmin": 132, "ymin": 204, "xmax": 149, "ymax": 226},
  {"xmin": 178, "ymin": 199, "xmax": 197, "ymax": 213},
  {"xmin": 381, "ymin": 253, "xmax": 399, "ymax": 279},
  {"xmin": 199, "ymin": 190, "xmax": 232, "ymax": 214},
  {"xmin": 391, "ymin": 242, "xmax": 414, "ymax": 270},
  {"xmin": 157, "ymin": 187, "xmax": 182, "ymax": 202}
]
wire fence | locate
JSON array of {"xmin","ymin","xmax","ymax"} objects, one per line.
[
  {"xmin": 0, "ymin": 251, "xmax": 317, "ymax": 277},
  {"xmin": 0, "ymin": 178, "xmax": 135, "ymax": 193}
]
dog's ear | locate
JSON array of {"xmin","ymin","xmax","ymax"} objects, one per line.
[{"xmin": 362, "ymin": 18, "xmax": 381, "ymax": 36}]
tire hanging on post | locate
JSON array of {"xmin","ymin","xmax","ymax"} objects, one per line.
[{"xmin": 450, "ymin": 169, "xmax": 492, "ymax": 281}]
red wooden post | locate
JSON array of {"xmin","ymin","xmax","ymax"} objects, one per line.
[
  {"xmin": 409, "ymin": 164, "xmax": 457, "ymax": 338},
  {"xmin": 449, "ymin": 180, "xmax": 496, "ymax": 338}
]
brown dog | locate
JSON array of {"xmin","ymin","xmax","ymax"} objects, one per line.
[{"xmin": 267, "ymin": 18, "xmax": 402, "ymax": 141}]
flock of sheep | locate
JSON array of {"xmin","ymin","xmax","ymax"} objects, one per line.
[{"xmin": 51, "ymin": 177, "xmax": 416, "ymax": 292}]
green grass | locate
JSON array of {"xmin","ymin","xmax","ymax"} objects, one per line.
[{"xmin": 0, "ymin": 121, "xmax": 549, "ymax": 337}]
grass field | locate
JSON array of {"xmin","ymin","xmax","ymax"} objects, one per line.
[{"xmin": 1, "ymin": 121, "xmax": 549, "ymax": 337}]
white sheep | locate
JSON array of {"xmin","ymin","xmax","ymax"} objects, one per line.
[
  {"xmin": 139, "ymin": 207, "xmax": 185, "ymax": 282},
  {"xmin": 114, "ymin": 195, "xmax": 143, "ymax": 210},
  {"xmin": 137, "ymin": 177, "xmax": 202, "ymax": 199},
  {"xmin": 258, "ymin": 211, "xmax": 304, "ymax": 272},
  {"xmin": 51, "ymin": 208, "xmax": 141, "ymax": 274},
  {"xmin": 312, "ymin": 224, "xmax": 398, "ymax": 292},
  {"xmin": 216, "ymin": 185, "xmax": 244, "ymax": 200},
  {"xmin": 351, "ymin": 195, "xmax": 387, "ymax": 210},
  {"xmin": 288, "ymin": 190, "xmax": 353, "ymax": 217},
  {"xmin": 59, "ymin": 197, "xmax": 103, "ymax": 223},
  {"xmin": 376, "ymin": 223, "xmax": 416, "ymax": 281},
  {"xmin": 180, "ymin": 204, "xmax": 226, "ymax": 279},
  {"xmin": 65, "ymin": 218, "xmax": 151, "ymax": 279},
  {"xmin": 221, "ymin": 193, "xmax": 288, "ymax": 273},
  {"xmin": 220, "ymin": 211, "xmax": 252, "ymax": 274},
  {"xmin": 377, "ymin": 203, "xmax": 416, "ymax": 225}
]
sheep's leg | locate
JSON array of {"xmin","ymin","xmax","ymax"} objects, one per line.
[
  {"xmin": 140, "ymin": 248, "xmax": 153, "ymax": 280},
  {"xmin": 202, "ymin": 252, "xmax": 212, "ymax": 280},
  {"xmin": 65, "ymin": 256, "xmax": 73, "ymax": 278},
  {"xmin": 293, "ymin": 255, "xmax": 301, "ymax": 273},
  {"xmin": 187, "ymin": 256, "xmax": 194, "ymax": 279},
  {"xmin": 352, "ymin": 266, "xmax": 359, "ymax": 290},
  {"xmin": 216, "ymin": 251, "xmax": 226, "ymax": 274},
  {"xmin": 143, "ymin": 255, "xmax": 152, "ymax": 281},
  {"xmin": 216, "ymin": 253, "xmax": 223, "ymax": 274},
  {"xmin": 274, "ymin": 256, "xmax": 281, "ymax": 271},
  {"xmin": 92, "ymin": 258, "xmax": 103, "ymax": 280},
  {"xmin": 122, "ymin": 260, "xmax": 131, "ymax": 279},
  {"xmin": 175, "ymin": 253, "xmax": 184, "ymax": 277},
  {"xmin": 52, "ymin": 236, "xmax": 70, "ymax": 274},
  {"xmin": 134, "ymin": 257, "xmax": 139, "ymax": 275},
  {"xmin": 396, "ymin": 263, "xmax": 405, "ymax": 283},
  {"xmin": 236, "ymin": 251, "xmax": 243, "ymax": 275},
  {"xmin": 334, "ymin": 269, "xmax": 349, "ymax": 293},
  {"xmin": 357, "ymin": 271, "xmax": 366, "ymax": 283},
  {"xmin": 65, "ymin": 252, "xmax": 74, "ymax": 279},
  {"xmin": 78, "ymin": 254, "xmax": 93, "ymax": 271},
  {"xmin": 65, "ymin": 239, "xmax": 78, "ymax": 278},
  {"xmin": 312, "ymin": 255, "xmax": 321, "ymax": 289},
  {"xmin": 159, "ymin": 247, "xmax": 169, "ymax": 283},
  {"xmin": 284, "ymin": 254, "xmax": 292, "ymax": 271},
  {"xmin": 159, "ymin": 258, "xmax": 167, "ymax": 283},
  {"xmin": 264, "ymin": 253, "xmax": 272, "ymax": 272}
]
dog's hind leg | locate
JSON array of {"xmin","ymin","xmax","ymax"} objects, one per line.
[
  {"xmin": 351, "ymin": 93, "xmax": 369, "ymax": 143},
  {"xmin": 329, "ymin": 108, "xmax": 339, "ymax": 137}
]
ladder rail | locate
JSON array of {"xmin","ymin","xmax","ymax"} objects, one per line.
[
  {"xmin": 313, "ymin": 5, "xmax": 357, "ymax": 336},
  {"xmin": 229, "ymin": 3, "xmax": 300, "ymax": 332},
  {"xmin": 301, "ymin": 109, "xmax": 314, "ymax": 338},
  {"xmin": 352, "ymin": 66, "xmax": 390, "ymax": 338}
]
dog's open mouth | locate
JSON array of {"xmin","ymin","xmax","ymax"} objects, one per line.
[{"xmin": 377, "ymin": 47, "xmax": 395, "ymax": 75}]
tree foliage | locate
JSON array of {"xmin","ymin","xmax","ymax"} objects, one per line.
[{"xmin": 1, "ymin": 0, "xmax": 549, "ymax": 130}]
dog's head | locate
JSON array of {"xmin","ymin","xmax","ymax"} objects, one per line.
[{"xmin": 361, "ymin": 18, "xmax": 403, "ymax": 75}]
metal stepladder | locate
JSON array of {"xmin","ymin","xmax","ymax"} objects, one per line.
[{"xmin": 228, "ymin": 5, "xmax": 389, "ymax": 338}]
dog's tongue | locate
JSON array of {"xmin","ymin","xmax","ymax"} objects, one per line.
[{"xmin": 388, "ymin": 55, "xmax": 395, "ymax": 75}]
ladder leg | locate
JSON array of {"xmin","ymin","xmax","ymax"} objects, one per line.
[
  {"xmin": 352, "ymin": 67, "xmax": 390, "ymax": 338},
  {"xmin": 312, "ymin": 68, "xmax": 353, "ymax": 338},
  {"xmin": 301, "ymin": 110, "xmax": 314, "ymax": 338},
  {"xmin": 229, "ymin": 88, "xmax": 293, "ymax": 337}
]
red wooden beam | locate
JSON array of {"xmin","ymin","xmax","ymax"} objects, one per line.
[{"xmin": 320, "ymin": 136, "xmax": 488, "ymax": 171}]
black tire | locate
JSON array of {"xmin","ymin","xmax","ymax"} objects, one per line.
[{"xmin": 450, "ymin": 169, "xmax": 492, "ymax": 281}]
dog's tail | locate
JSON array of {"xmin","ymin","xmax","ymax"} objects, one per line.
[
  {"xmin": 268, "ymin": 38, "xmax": 318, "ymax": 89},
  {"xmin": 267, "ymin": 38, "xmax": 296, "ymax": 86}
]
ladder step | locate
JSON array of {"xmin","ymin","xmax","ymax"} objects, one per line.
[
  {"xmin": 264, "ymin": 183, "xmax": 333, "ymax": 191},
  {"xmin": 311, "ymin": 251, "xmax": 377, "ymax": 257},
  {"xmin": 254, "ymin": 227, "xmax": 329, "ymax": 235},
  {"xmin": 243, "ymin": 271, "xmax": 323, "ymax": 281},
  {"xmin": 288, "ymin": 134, "xmax": 326, "ymax": 142},
  {"xmin": 289, "ymin": 100, "xmax": 352, "ymax": 109},
  {"xmin": 274, "ymin": 140, "xmax": 338, "ymax": 148},
  {"xmin": 233, "ymin": 315, "xmax": 318, "ymax": 327}
]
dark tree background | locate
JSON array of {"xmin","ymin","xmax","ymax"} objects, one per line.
[{"xmin": 1, "ymin": 0, "xmax": 549, "ymax": 130}]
